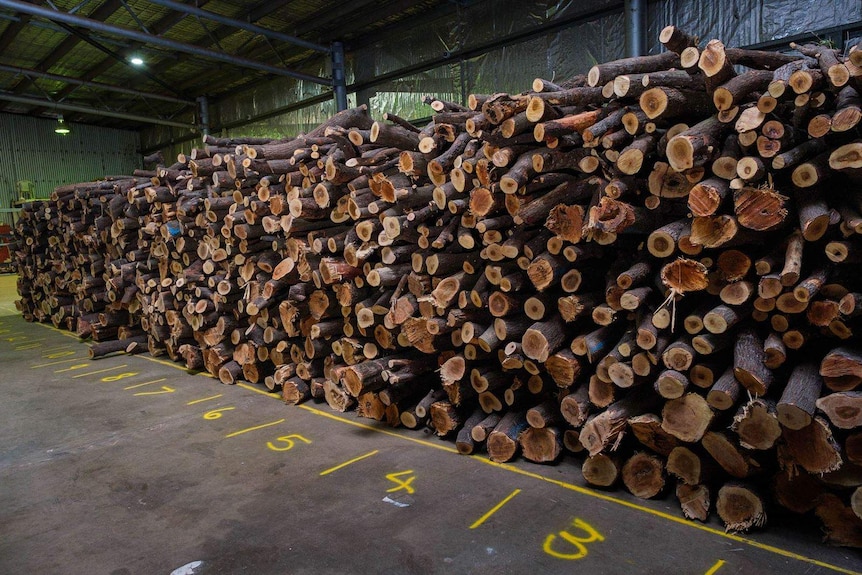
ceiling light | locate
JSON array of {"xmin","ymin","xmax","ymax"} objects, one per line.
[
  {"xmin": 54, "ymin": 115, "xmax": 70, "ymax": 135},
  {"xmin": 130, "ymin": 56, "xmax": 144, "ymax": 66}
]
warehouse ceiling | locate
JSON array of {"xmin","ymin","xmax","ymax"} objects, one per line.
[{"xmin": 0, "ymin": 0, "xmax": 453, "ymax": 132}]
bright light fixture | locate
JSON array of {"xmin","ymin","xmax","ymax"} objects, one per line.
[
  {"xmin": 130, "ymin": 56, "xmax": 144, "ymax": 66},
  {"xmin": 54, "ymin": 115, "xmax": 71, "ymax": 135}
]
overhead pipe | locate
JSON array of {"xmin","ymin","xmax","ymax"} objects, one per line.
[
  {"xmin": 0, "ymin": 91, "xmax": 196, "ymax": 129},
  {"xmin": 0, "ymin": 63, "xmax": 195, "ymax": 105},
  {"xmin": 146, "ymin": 0, "xmax": 329, "ymax": 54},
  {"xmin": 624, "ymin": 0, "xmax": 647, "ymax": 57},
  {"xmin": 0, "ymin": 0, "xmax": 332, "ymax": 86}
]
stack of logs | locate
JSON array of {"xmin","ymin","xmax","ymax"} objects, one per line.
[{"xmin": 13, "ymin": 27, "xmax": 862, "ymax": 546}]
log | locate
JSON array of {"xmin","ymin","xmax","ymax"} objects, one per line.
[
  {"xmin": 582, "ymin": 454, "xmax": 620, "ymax": 487},
  {"xmin": 780, "ymin": 417, "xmax": 843, "ymax": 475},
  {"xmin": 732, "ymin": 398, "xmax": 782, "ymax": 450},
  {"xmin": 661, "ymin": 393, "xmax": 714, "ymax": 442},
  {"xmin": 677, "ymin": 483, "xmax": 710, "ymax": 522},
  {"xmin": 777, "ymin": 363, "xmax": 822, "ymax": 430},
  {"xmin": 716, "ymin": 483, "xmax": 766, "ymax": 533},
  {"xmin": 622, "ymin": 452, "xmax": 666, "ymax": 499}
]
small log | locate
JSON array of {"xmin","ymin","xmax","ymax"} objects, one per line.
[
  {"xmin": 667, "ymin": 446, "xmax": 709, "ymax": 485},
  {"xmin": 733, "ymin": 327, "xmax": 773, "ymax": 396},
  {"xmin": 815, "ymin": 494, "xmax": 862, "ymax": 548},
  {"xmin": 816, "ymin": 391, "xmax": 862, "ymax": 430},
  {"xmin": 716, "ymin": 483, "xmax": 766, "ymax": 533},
  {"xmin": 677, "ymin": 483, "xmax": 711, "ymax": 522},
  {"xmin": 777, "ymin": 362, "xmax": 822, "ymax": 430},
  {"xmin": 520, "ymin": 426, "xmax": 563, "ymax": 463},
  {"xmin": 629, "ymin": 413, "xmax": 680, "ymax": 457},
  {"xmin": 661, "ymin": 393, "xmax": 714, "ymax": 443},
  {"xmin": 702, "ymin": 431, "xmax": 759, "ymax": 478},
  {"xmin": 582, "ymin": 454, "xmax": 621, "ymax": 487},
  {"xmin": 707, "ymin": 367, "xmax": 741, "ymax": 411},
  {"xmin": 622, "ymin": 452, "xmax": 666, "ymax": 499},
  {"xmin": 487, "ymin": 409, "xmax": 529, "ymax": 462},
  {"xmin": 732, "ymin": 398, "xmax": 782, "ymax": 450},
  {"xmin": 780, "ymin": 417, "xmax": 843, "ymax": 475}
]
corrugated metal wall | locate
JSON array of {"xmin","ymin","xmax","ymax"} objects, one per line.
[{"xmin": 0, "ymin": 113, "xmax": 140, "ymax": 225}]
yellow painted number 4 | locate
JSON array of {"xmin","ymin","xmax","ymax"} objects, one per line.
[
  {"xmin": 543, "ymin": 518, "xmax": 605, "ymax": 560},
  {"xmin": 267, "ymin": 434, "xmax": 311, "ymax": 452}
]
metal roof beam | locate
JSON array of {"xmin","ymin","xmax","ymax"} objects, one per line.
[
  {"xmin": 0, "ymin": 91, "xmax": 196, "ymax": 128},
  {"xmin": 145, "ymin": 0, "xmax": 329, "ymax": 54},
  {"xmin": 0, "ymin": 0, "xmax": 332, "ymax": 86},
  {"xmin": 0, "ymin": 63, "xmax": 195, "ymax": 105}
]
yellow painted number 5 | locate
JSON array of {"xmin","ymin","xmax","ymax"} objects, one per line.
[{"xmin": 267, "ymin": 434, "xmax": 311, "ymax": 452}]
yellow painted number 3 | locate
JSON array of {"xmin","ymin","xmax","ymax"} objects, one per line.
[{"xmin": 543, "ymin": 518, "xmax": 605, "ymax": 560}]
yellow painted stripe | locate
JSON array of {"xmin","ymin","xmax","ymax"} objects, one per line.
[
  {"xmin": 71, "ymin": 364, "xmax": 128, "ymax": 378},
  {"xmin": 32, "ymin": 322, "xmax": 80, "ymax": 340},
  {"xmin": 319, "ymin": 450, "xmax": 379, "ymax": 476},
  {"xmin": 705, "ymin": 560, "xmax": 726, "ymax": 575},
  {"xmin": 297, "ymin": 404, "xmax": 459, "ymax": 455},
  {"xmin": 224, "ymin": 419, "xmax": 285, "ymax": 438},
  {"xmin": 236, "ymin": 382, "xmax": 283, "ymax": 399},
  {"xmin": 136, "ymin": 354, "xmax": 191, "ymax": 372},
  {"xmin": 15, "ymin": 343, "xmax": 43, "ymax": 350},
  {"xmin": 41, "ymin": 344, "xmax": 74, "ymax": 353},
  {"xmin": 31, "ymin": 357, "xmax": 87, "ymax": 368},
  {"xmin": 124, "ymin": 378, "xmax": 167, "ymax": 390},
  {"xmin": 469, "ymin": 488, "xmax": 522, "ymax": 529},
  {"xmin": 55, "ymin": 363, "xmax": 92, "ymax": 373},
  {"xmin": 187, "ymin": 394, "xmax": 223, "ymax": 405}
]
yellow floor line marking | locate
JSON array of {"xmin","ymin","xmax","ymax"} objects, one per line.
[
  {"xmin": 319, "ymin": 450, "xmax": 379, "ymax": 476},
  {"xmin": 55, "ymin": 363, "xmax": 92, "ymax": 373},
  {"xmin": 187, "ymin": 394, "xmax": 223, "ymax": 405},
  {"xmin": 31, "ymin": 357, "xmax": 87, "ymax": 368},
  {"xmin": 32, "ymin": 322, "xmax": 80, "ymax": 340},
  {"xmin": 41, "ymin": 344, "xmax": 74, "ymax": 353},
  {"xmin": 15, "ymin": 343, "xmax": 43, "ymax": 350},
  {"xmin": 123, "ymin": 378, "xmax": 167, "ymax": 390},
  {"xmin": 705, "ymin": 560, "xmax": 726, "ymax": 575},
  {"xmin": 137, "ymin": 354, "xmax": 192, "ymax": 371},
  {"xmin": 469, "ymin": 488, "xmax": 522, "ymax": 529},
  {"xmin": 298, "ymin": 404, "xmax": 459, "ymax": 455},
  {"xmin": 236, "ymin": 382, "xmax": 283, "ymax": 399},
  {"xmin": 71, "ymin": 364, "xmax": 128, "ymax": 378},
  {"xmin": 134, "ymin": 386, "xmax": 175, "ymax": 396},
  {"xmin": 224, "ymin": 419, "xmax": 285, "ymax": 438}
]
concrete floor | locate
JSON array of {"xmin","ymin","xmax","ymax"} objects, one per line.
[{"xmin": 0, "ymin": 274, "xmax": 860, "ymax": 575}]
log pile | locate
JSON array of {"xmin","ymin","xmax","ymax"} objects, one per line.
[{"xmin": 12, "ymin": 28, "xmax": 862, "ymax": 546}]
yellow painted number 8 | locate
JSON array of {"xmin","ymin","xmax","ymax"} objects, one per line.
[{"xmin": 101, "ymin": 372, "xmax": 139, "ymax": 382}]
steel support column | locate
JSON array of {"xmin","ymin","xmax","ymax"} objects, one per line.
[
  {"xmin": 624, "ymin": 0, "xmax": 647, "ymax": 58},
  {"xmin": 331, "ymin": 41, "xmax": 348, "ymax": 111}
]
